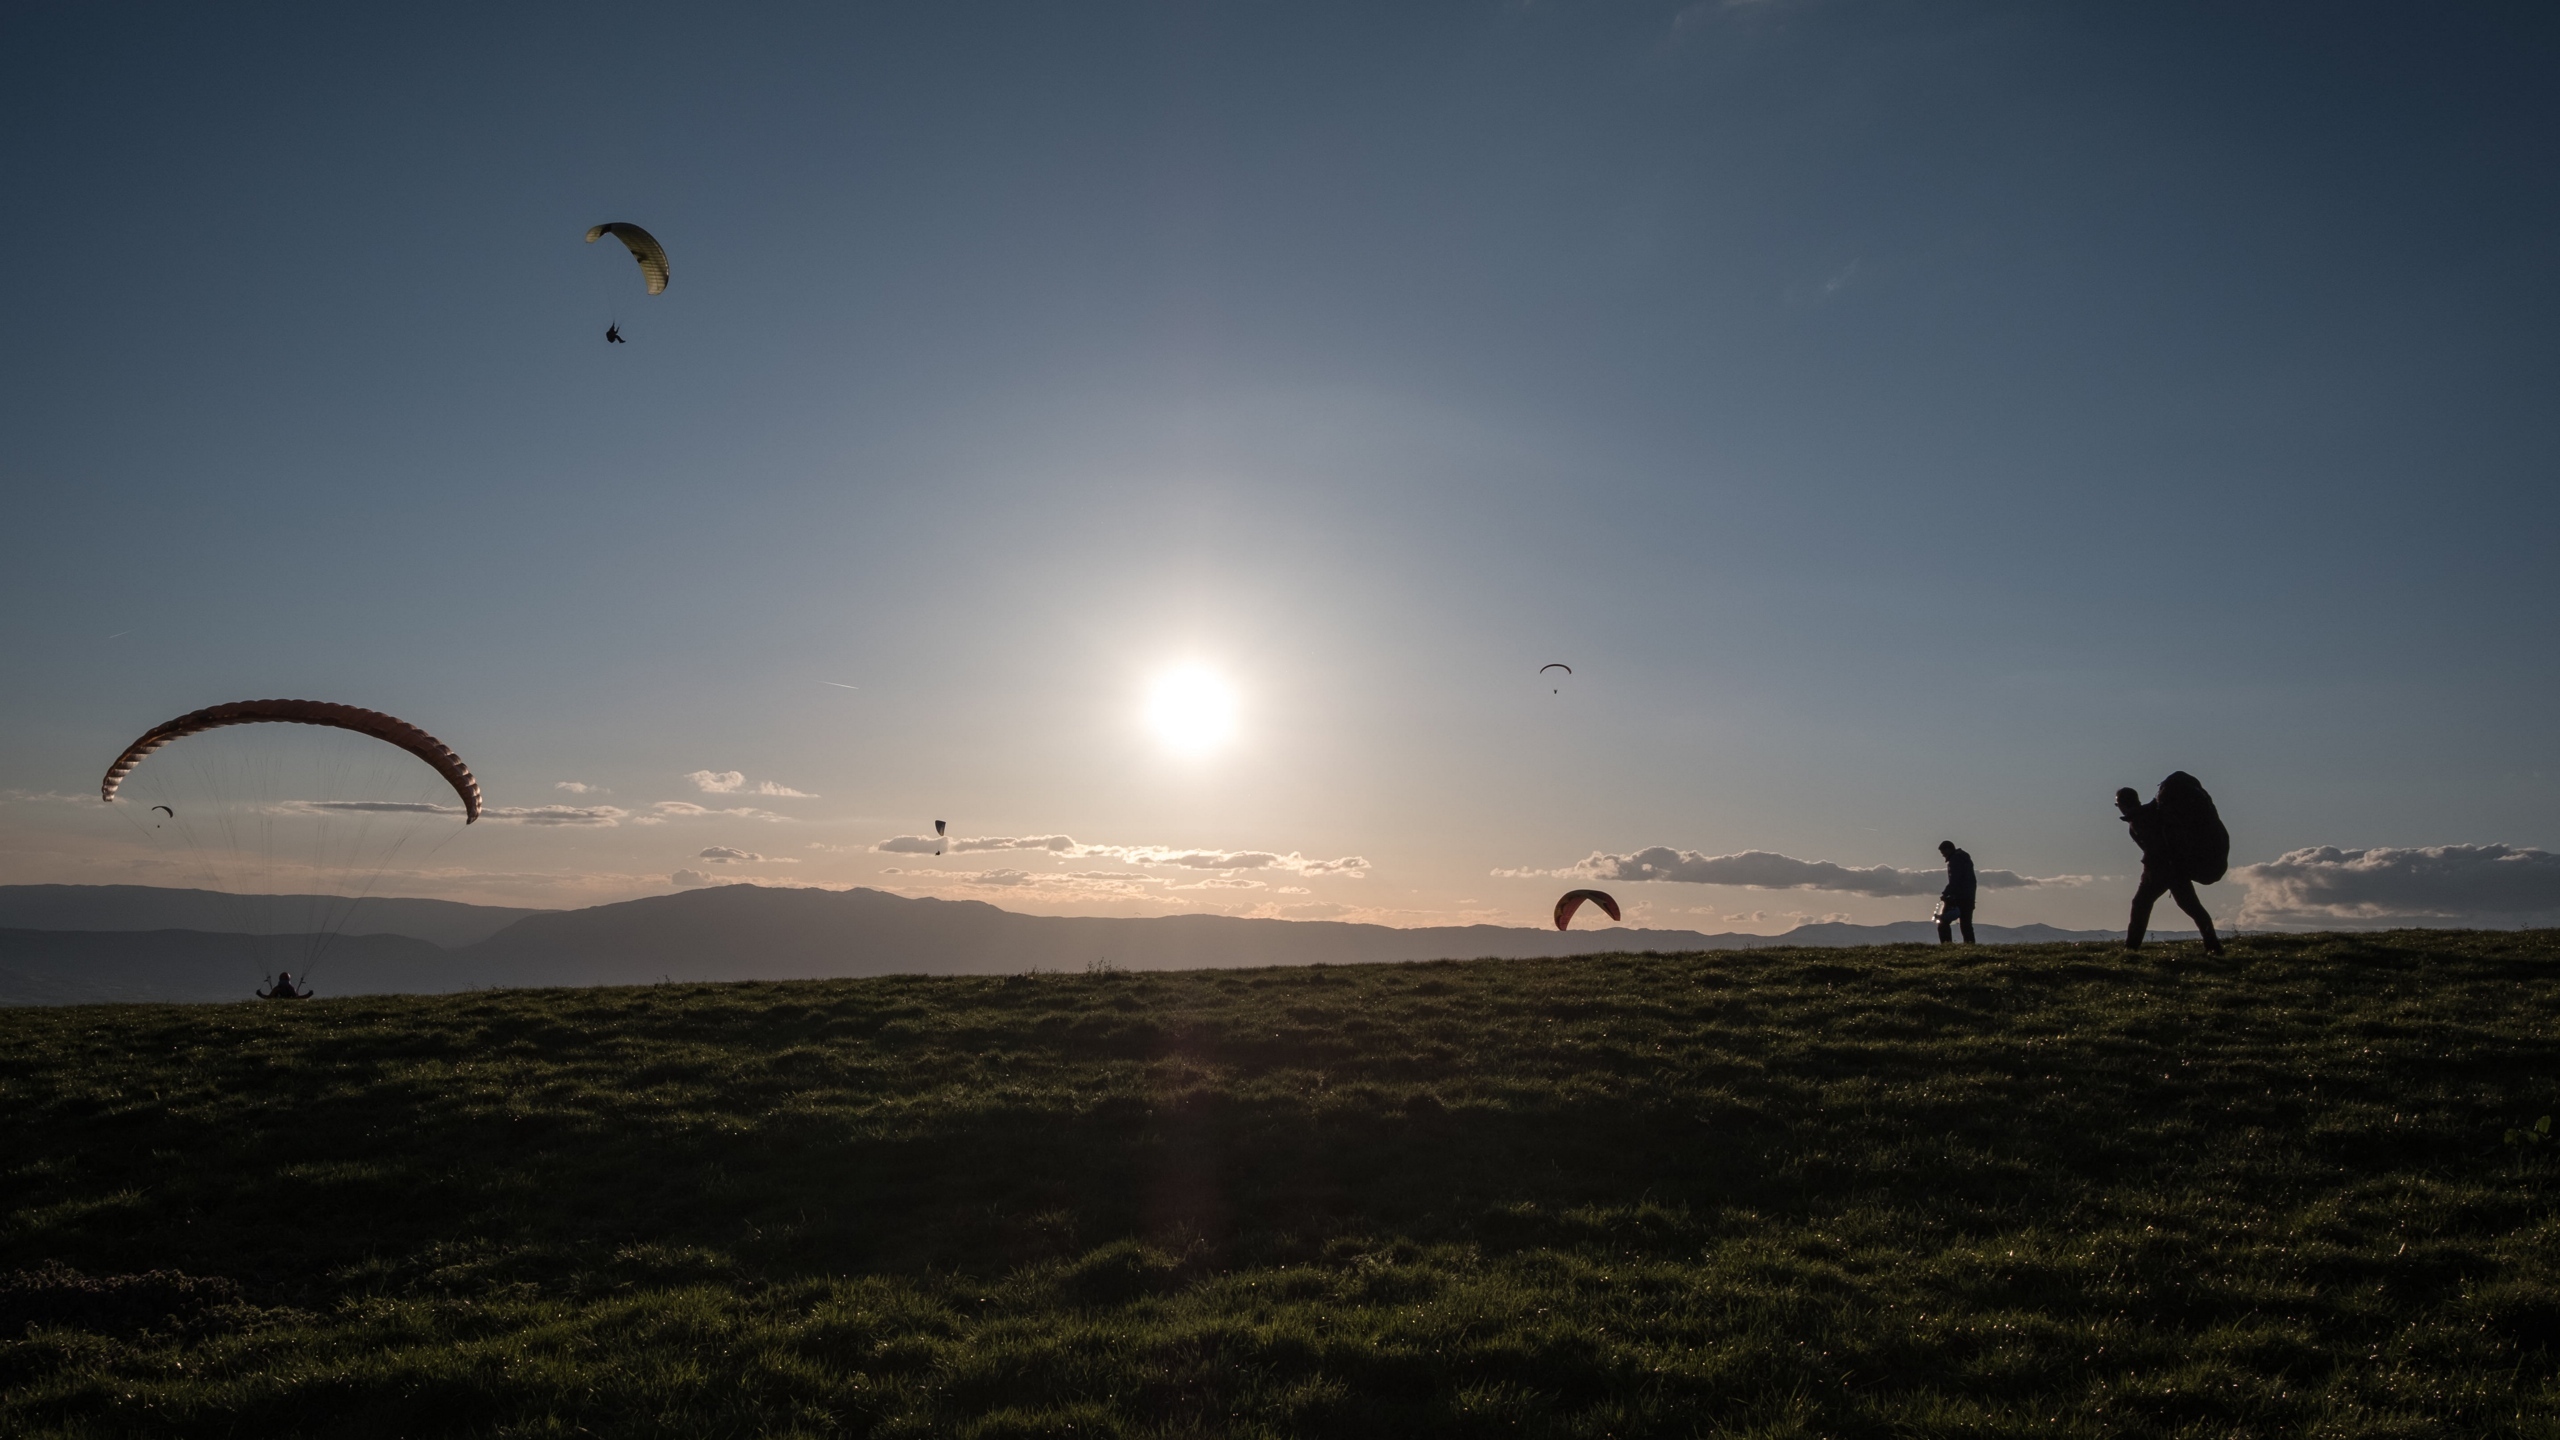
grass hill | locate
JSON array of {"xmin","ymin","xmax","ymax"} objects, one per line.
[{"xmin": 3, "ymin": 930, "xmax": 2554, "ymax": 1438}]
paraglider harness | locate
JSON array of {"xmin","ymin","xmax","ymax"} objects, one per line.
[
  {"xmin": 605, "ymin": 324, "xmax": 624, "ymax": 344},
  {"xmin": 258, "ymin": 972, "xmax": 312, "ymax": 1001}
]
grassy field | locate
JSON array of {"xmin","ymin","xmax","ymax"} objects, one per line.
[{"xmin": 2, "ymin": 931, "xmax": 2556, "ymax": 1438}]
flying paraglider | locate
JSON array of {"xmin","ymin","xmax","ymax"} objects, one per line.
[
  {"xmin": 1553, "ymin": 889, "xmax": 1621, "ymax": 931},
  {"xmin": 586, "ymin": 223, "xmax": 670, "ymax": 295},
  {"xmin": 1541, "ymin": 662, "xmax": 1571, "ymax": 694},
  {"xmin": 934, "ymin": 819, "xmax": 947, "ymax": 856},
  {"xmin": 606, "ymin": 324, "xmax": 624, "ymax": 344},
  {"xmin": 102, "ymin": 700, "xmax": 482, "ymax": 821}
]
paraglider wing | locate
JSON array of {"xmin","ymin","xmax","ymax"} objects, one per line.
[
  {"xmin": 1554, "ymin": 888, "xmax": 1621, "ymax": 931},
  {"xmin": 1540, "ymin": 664, "xmax": 1572, "ymax": 675},
  {"xmin": 585, "ymin": 222, "xmax": 670, "ymax": 295},
  {"xmin": 101, "ymin": 700, "xmax": 482, "ymax": 822},
  {"xmin": 934, "ymin": 820, "xmax": 947, "ymax": 836},
  {"xmin": 151, "ymin": 805, "xmax": 174, "ymax": 817}
]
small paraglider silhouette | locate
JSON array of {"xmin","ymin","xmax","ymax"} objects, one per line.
[
  {"xmin": 1554, "ymin": 889, "xmax": 1620, "ymax": 931},
  {"xmin": 151, "ymin": 804, "xmax": 173, "ymax": 829},
  {"xmin": 1541, "ymin": 662, "xmax": 1572, "ymax": 694},
  {"xmin": 606, "ymin": 324, "xmax": 624, "ymax": 344},
  {"xmin": 934, "ymin": 819, "xmax": 947, "ymax": 857}
]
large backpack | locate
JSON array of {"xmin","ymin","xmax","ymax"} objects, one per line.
[{"xmin": 2154, "ymin": 771, "xmax": 2229, "ymax": 885}]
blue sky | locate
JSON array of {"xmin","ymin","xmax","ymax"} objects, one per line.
[{"xmin": 4, "ymin": 1, "xmax": 2556, "ymax": 931}]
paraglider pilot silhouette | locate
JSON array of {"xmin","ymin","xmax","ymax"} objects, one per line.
[
  {"xmin": 259, "ymin": 971, "xmax": 311, "ymax": 1000},
  {"xmin": 2117, "ymin": 772, "xmax": 2227, "ymax": 955},
  {"xmin": 1934, "ymin": 841, "xmax": 1976, "ymax": 945},
  {"xmin": 605, "ymin": 324, "xmax": 624, "ymax": 344}
]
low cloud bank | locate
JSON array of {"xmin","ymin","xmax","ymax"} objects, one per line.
[
  {"xmin": 2238, "ymin": 844, "xmax": 2560, "ymax": 925},
  {"xmin": 873, "ymin": 833, "xmax": 1367, "ymax": 877},
  {"xmin": 1508, "ymin": 847, "xmax": 2080, "ymax": 897}
]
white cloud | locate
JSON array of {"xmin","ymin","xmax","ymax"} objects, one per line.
[
  {"xmin": 639, "ymin": 801, "xmax": 787, "ymax": 824},
  {"xmin": 870, "ymin": 833, "xmax": 1366, "ymax": 876},
  {"xmin": 289, "ymin": 801, "xmax": 629, "ymax": 827},
  {"xmin": 490, "ymin": 805, "xmax": 630, "ymax": 827},
  {"xmin": 685, "ymin": 770, "xmax": 816, "ymax": 798},
  {"xmin": 2238, "ymin": 844, "xmax": 2560, "ymax": 925},
  {"xmin": 671, "ymin": 869, "xmax": 715, "ymax": 887},
  {"xmin": 555, "ymin": 781, "xmax": 606, "ymax": 795},
  {"xmin": 695, "ymin": 845, "xmax": 796, "ymax": 865},
  {"xmin": 1510, "ymin": 847, "xmax": 2081, "ymax": 897}
]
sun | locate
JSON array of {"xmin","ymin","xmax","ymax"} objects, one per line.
[{"xmin": 1145, "ymin": 666, "xmax": 1238, "ymax": 755}]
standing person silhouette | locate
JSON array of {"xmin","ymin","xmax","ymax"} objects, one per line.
[
  {"xmin": 1935, "ymin": 840, "xmax": 1977, "ymax": 944},
  {"xmin": 2117, "ymin": 786, "xmax": 2225, "ymax": 955}
]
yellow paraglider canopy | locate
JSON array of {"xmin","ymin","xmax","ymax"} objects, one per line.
[{"xmin": 586, "ymin": 222, "xmax": 670, "ymax": 295}]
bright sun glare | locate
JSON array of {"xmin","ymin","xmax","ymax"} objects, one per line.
[{"xmin": 1145, "ymin": 666, "xmax": 1238, "ymax": 755}]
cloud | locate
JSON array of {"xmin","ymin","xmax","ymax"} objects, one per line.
[
  {"xmin": 555, "ymin": 781, "xmax": 606, "ymax": 795},
  {"xmin": 2237, "ymin": 845, "xmax": 2560, "ymax": 925},
  {"xmin": 288, "ymin": 801, "xmax": 629, "ymax": 827},
  {"xmin": 695, "ymin": 845, "xmax": 795, "ymax": 865},
  {"xmin": 685, "ymin": 770, "xmax": 815, "ymax": 798},
  {"xmin": 638, "ymin": 801, "xmax": 787, "ymax": 824},
  {"xmin": 491, "ymin": 805, "xmax": 630, "ymax": 827},
  {"xmin": 671, "ymin": 869, "xmax": 714, "ymax": 887},
  {"xmin": 870, "ymin": 833, "xmax": 1366, "ymax": 876},
  {"xmin": 1513, "ymin": 847, "xmax": 2079, "ymax": 896}
]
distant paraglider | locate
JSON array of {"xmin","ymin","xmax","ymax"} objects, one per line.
[
  {"xmin": 151, "ymin": 805, "xmax": 173, "ymax": 817},
  {"xmin": 605, "ymin": 324, "xmax": 624, "ymax": 344},
  {"xmin": 934, "ymin": 819, "xmax": 947, "ymax": 857},
  {"xmin": 586, "ymin": 223, "xmax": 670, "ymax": 295},
  {"xmin": 1553, "ymin": 889, "xmax": 1620, "ymax": 931},
  {"xmin": 1541, "ymin": 662, "xmax": 1572, "ymax": 694}
]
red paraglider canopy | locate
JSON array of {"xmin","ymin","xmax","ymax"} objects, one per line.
[
  {"xmin": 101, "ymin": 700, "xmax": 482, "ymax": 822},
  {"xmin": 1554, "ymin": 888, "xmax": 1621, "ymax": 931}
]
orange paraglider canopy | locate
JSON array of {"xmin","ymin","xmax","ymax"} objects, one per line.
[{"xmin": 1554, "ymin": 888, "xmax": 1621, "ymax": 931}]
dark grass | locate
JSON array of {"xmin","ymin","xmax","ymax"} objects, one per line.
[{"xmin": 2, "ymin": 930, "xmax": 2557, "ymax": 1437}]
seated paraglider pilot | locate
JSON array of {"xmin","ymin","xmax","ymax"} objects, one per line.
[
  {"xmin": 605, "ymin": 324, "xmax": 624, "ymax": 344},
  {"xmin": 259, "ymin": 971, "xmax": 310, "ymax": 1000}
]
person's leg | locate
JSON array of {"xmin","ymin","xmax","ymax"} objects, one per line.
[
  {"xmin": 2168, "ymin": 878, "xmax": 2223, "ymax": 953},
  {"xmin": 1958, "ymin": 902, "xmax": 1976, "ymax": 944},
  {"xmin": 1936, "ymin": 914, "xmax": 1953, "ymax": 943},
  {"xmin": 2127, "ymin": 872, "xmax": 2168, "ymax": 947}
]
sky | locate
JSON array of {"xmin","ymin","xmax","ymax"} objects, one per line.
[{"xmin": 3, "ymin": 0, "xmax": 2557, "ymax": 934}]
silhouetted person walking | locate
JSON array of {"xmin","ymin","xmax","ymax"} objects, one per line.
[
  {"xmin": 2117, "ymin": 776, "xmax": 2227, "ymax": 955},
  {"xmin": 1935, "ymin": 840, "xmax": 1976, "ymax": 944}
]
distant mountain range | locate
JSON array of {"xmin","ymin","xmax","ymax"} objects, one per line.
[
  {"xmin": 0, "ymin": 885, "xmax": 546, "ymax": 946},
  {"xmin": 0, "ymin": 883, "xmax": 2178, "ymax": 1006}
]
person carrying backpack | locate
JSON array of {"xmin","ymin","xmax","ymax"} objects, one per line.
[
  {"xmin": 1935, "ymin": 840, "xmax": 1977, "ymax": 945},
  {"xmin": 2116, "ymin": 771, "xmax": 2227, "ymax": 955}
]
